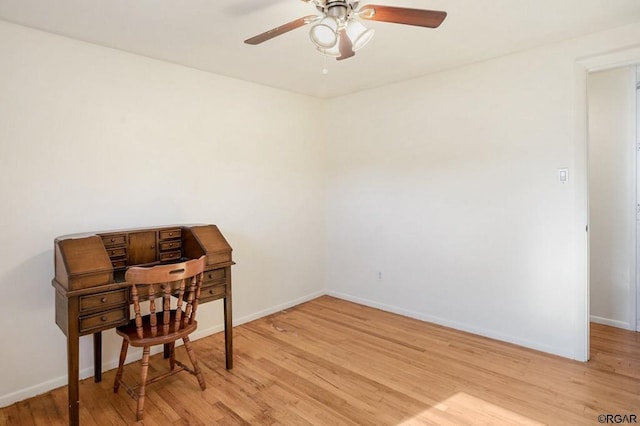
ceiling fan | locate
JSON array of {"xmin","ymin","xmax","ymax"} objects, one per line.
[{"xmin": 244, "ymin": 1, "xmax": 447, "ymax": 61}]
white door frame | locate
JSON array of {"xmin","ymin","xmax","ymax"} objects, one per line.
[
  {"xmin": 636, "ymin": 66, "xmax": 640, "ymax": 332},
  {"xmin": 575, "ymin": 45, "xmax": 640, "ymax": 361}
]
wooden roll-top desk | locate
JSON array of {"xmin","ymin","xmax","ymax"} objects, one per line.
[{"xmin": 52, "ymin": 224, "xmax": 234, "ymax": 426}]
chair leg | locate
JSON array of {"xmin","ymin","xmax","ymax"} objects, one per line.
[
  {"xmin": 136, "ymin": 346, "xmax": 151, "ymax": 421},
  {"xmin": 169, "ymin": 342, "xmax": 176, "ymax": 370},
  {"xmin": 182, "ymin": 336, "xmax": 206, "ymax": 390},
  {"xmin": 113, "ymin": 340, "xmax": 129, "ymax": 393}
]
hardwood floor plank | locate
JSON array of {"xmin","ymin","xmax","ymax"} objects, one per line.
[
  {"xmin": 3, "ymin": 296, "xmax": 640, "ymax": 425},
  {"xmin": 29, "ymin": 394, "xmax": 65, "ymax": 426},
  {"xmin": 14, "ymin": 401, "xmax": 36, "ymax": 426}
]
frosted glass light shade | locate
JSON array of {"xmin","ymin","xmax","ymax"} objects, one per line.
[
  {"xmin": 316, "ymin": 43, "xmax": 341, "ymax": 57},
  {"xmin": 310, "ymin": 17, "xmax": 338, "ymax": 48},
  {"xmin": 346, "ymin": 21, "xmax": 374, "ymax": 51}
]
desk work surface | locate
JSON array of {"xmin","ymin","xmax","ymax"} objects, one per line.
[{"xmin": 52, "ymin": 224, "xmax": 234, "ymax": 337}]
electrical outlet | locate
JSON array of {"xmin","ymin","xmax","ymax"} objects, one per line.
[{"xmin": 378, "ymin": 271, "xmax": 382, "ymax": 281}]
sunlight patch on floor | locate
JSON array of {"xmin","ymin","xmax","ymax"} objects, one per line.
[{"xmin": 398, "ymin": 392, "xmax": 543, "ymax": 425}]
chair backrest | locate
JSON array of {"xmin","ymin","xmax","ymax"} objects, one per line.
[{"xmin": 125, "ymin": 256, "xmax": 206, "ymax": 339}]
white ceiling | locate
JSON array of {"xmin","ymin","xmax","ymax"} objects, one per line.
[{"xmin": 1, "ymin": 1, "xmax": 640, "ymax": 98}]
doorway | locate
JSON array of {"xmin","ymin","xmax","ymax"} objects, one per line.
[{"xmin": 587, "ymin": 65, "xmax": 639, "ymax": 335}]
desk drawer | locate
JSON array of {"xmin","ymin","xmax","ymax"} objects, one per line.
[
  {"xmin": 200, "ymin": 283, "xmax": 226, "ymax": 303},
  {"xmin": 80, "ymin": 289, "xmax": 127, "ymax": 313},
  {"xmin": 111, "ymin": 259, "xmax": 127, "ymax": 269},
  {"xmin": 107, "ymin": 247, "xmax": 126, "ymax": 258},
  {"xmin": 101, "ymin": 234, "xmax": 126, "ymax": 247},
  {"xmin": 159, "ymin": 229, "xmax": 181, "ymax": 240},
  {"xmin": 159, "ymin": 250, "xmax": 181, "ymax": 262},
  {"xmin": 159, "ymin": 240, "xmax": 181, "ymax": 251},
  {"xmin": 79, "ymin": 307, "xmax": 128, "ymax": 334},
  {"xmin": 203, "ymin": 268, "xmax": 226, "ymax": 284}
]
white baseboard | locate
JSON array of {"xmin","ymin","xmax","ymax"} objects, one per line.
[
  {"xmin": 0, "ymin": 375, "xmax": 70, "ymax": 411},
  {"xmin": 590, "ymin": 315, "xmax": 632, "ymax": 330},
  {"xmin": 228, "ymin": 290, "xmax": 325, "ymax": 329},
  {"xmin": 326, "ymin": 290, "xmax": 577, "ymax": 360},
  {"xmin": 0, "ymin": 290, "xmax": 325, "ymax": 409}
]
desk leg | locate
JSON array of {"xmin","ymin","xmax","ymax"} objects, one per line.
[
  {"xmin": 163, "ymin": 344, "xmax": 171, "ymax": 359},
  {"xmin": 67, "ymin": 300, "xmax": 80, "ymax": 426},
  {"xmin": 93, "ymin": 332, "xmax": 102, "ymax": 383},
  {"xmin": 224, "ymin": 268, "xmax": 233, "ymax": 369},
  {"xmin": 67, "ymin": 335, "xmax": 80, "ymax": 426}
]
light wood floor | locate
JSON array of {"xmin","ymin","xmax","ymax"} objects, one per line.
[{"xmin": 2, "ymin": 296, "xmax": 640, "ymax": 425}]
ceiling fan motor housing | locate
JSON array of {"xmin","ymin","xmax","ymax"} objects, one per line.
[{"xmin": 323, "ymin": 1, "xmax": 352, "ymax": 22}]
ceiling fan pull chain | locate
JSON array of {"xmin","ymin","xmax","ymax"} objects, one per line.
[{"xmin": 322, "ymin": 53, "xmax": 329, "ymax": 75}]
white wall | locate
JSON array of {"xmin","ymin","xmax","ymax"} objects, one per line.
[
  {"xmin": 325, "ymin": 23, "xmax": 640, "ymax": 360},
  {"xmin": 0, "ymin": 21, "xmax": 326, "ymax": 406},
  {"xmin": 588, "ymin": 66, "xmax": 636, "ymax": 330},
  {"xmin": 3, "ymin": 14, "xmax": 640, "ymax": 410}
]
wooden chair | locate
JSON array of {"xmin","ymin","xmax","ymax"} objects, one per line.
[{"xmin": 113, "ymin": 256, "xmax": 207, "ymax": 421}]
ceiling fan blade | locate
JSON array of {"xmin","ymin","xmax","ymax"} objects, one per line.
[
  {"xmin": 336, "ymin": 29, "xmax": 355, "ymax": 61},
  {"xmin": 244, "ymin": 15, "xmax": 319, "ymax": 45},
  {"xmin": 358, "ymin": 4, "xmax": 446, "ymax": 28}
]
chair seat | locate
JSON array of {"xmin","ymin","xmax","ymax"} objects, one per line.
[{"xmin": 116, "ymin": 310, "xmax": 197, "ymax": 347}]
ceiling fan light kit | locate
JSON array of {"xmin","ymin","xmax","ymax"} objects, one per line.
[
  {"xmin": 310, "ymin": 16, "xmax": 339, "ymax": 48},
  {"xmin": 244, "ymin": 1, "xmax": 447, "ymax": 61},
  {"xmin": 346, "ymin": 21, "xmax": 375, "ymax": 51},
  {"xmin": 310, "ymin": 17, "xmax": 373, "ymax": 54}
]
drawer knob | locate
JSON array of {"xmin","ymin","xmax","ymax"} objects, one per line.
[
  {"xmin": 101, "ymin": 316, "xmax": 108, "ymax": 322},
  {"xmin": 209, "ymin": 290, "xmax": 214, "ymax": 294},
  {"xmin": 169, "ymin": 243, "xmax": 173, "ymax": 247},
  {"xmin": 101, "ymin": 297, "xmax": 107, "ymax": 303},
  {"xmin": 110, "ymin": 238, "xmax": 115, "ymax": 242},
  {"xmin": 169, "ymin": 232, "xmax": 173, "ymax": 236}
]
